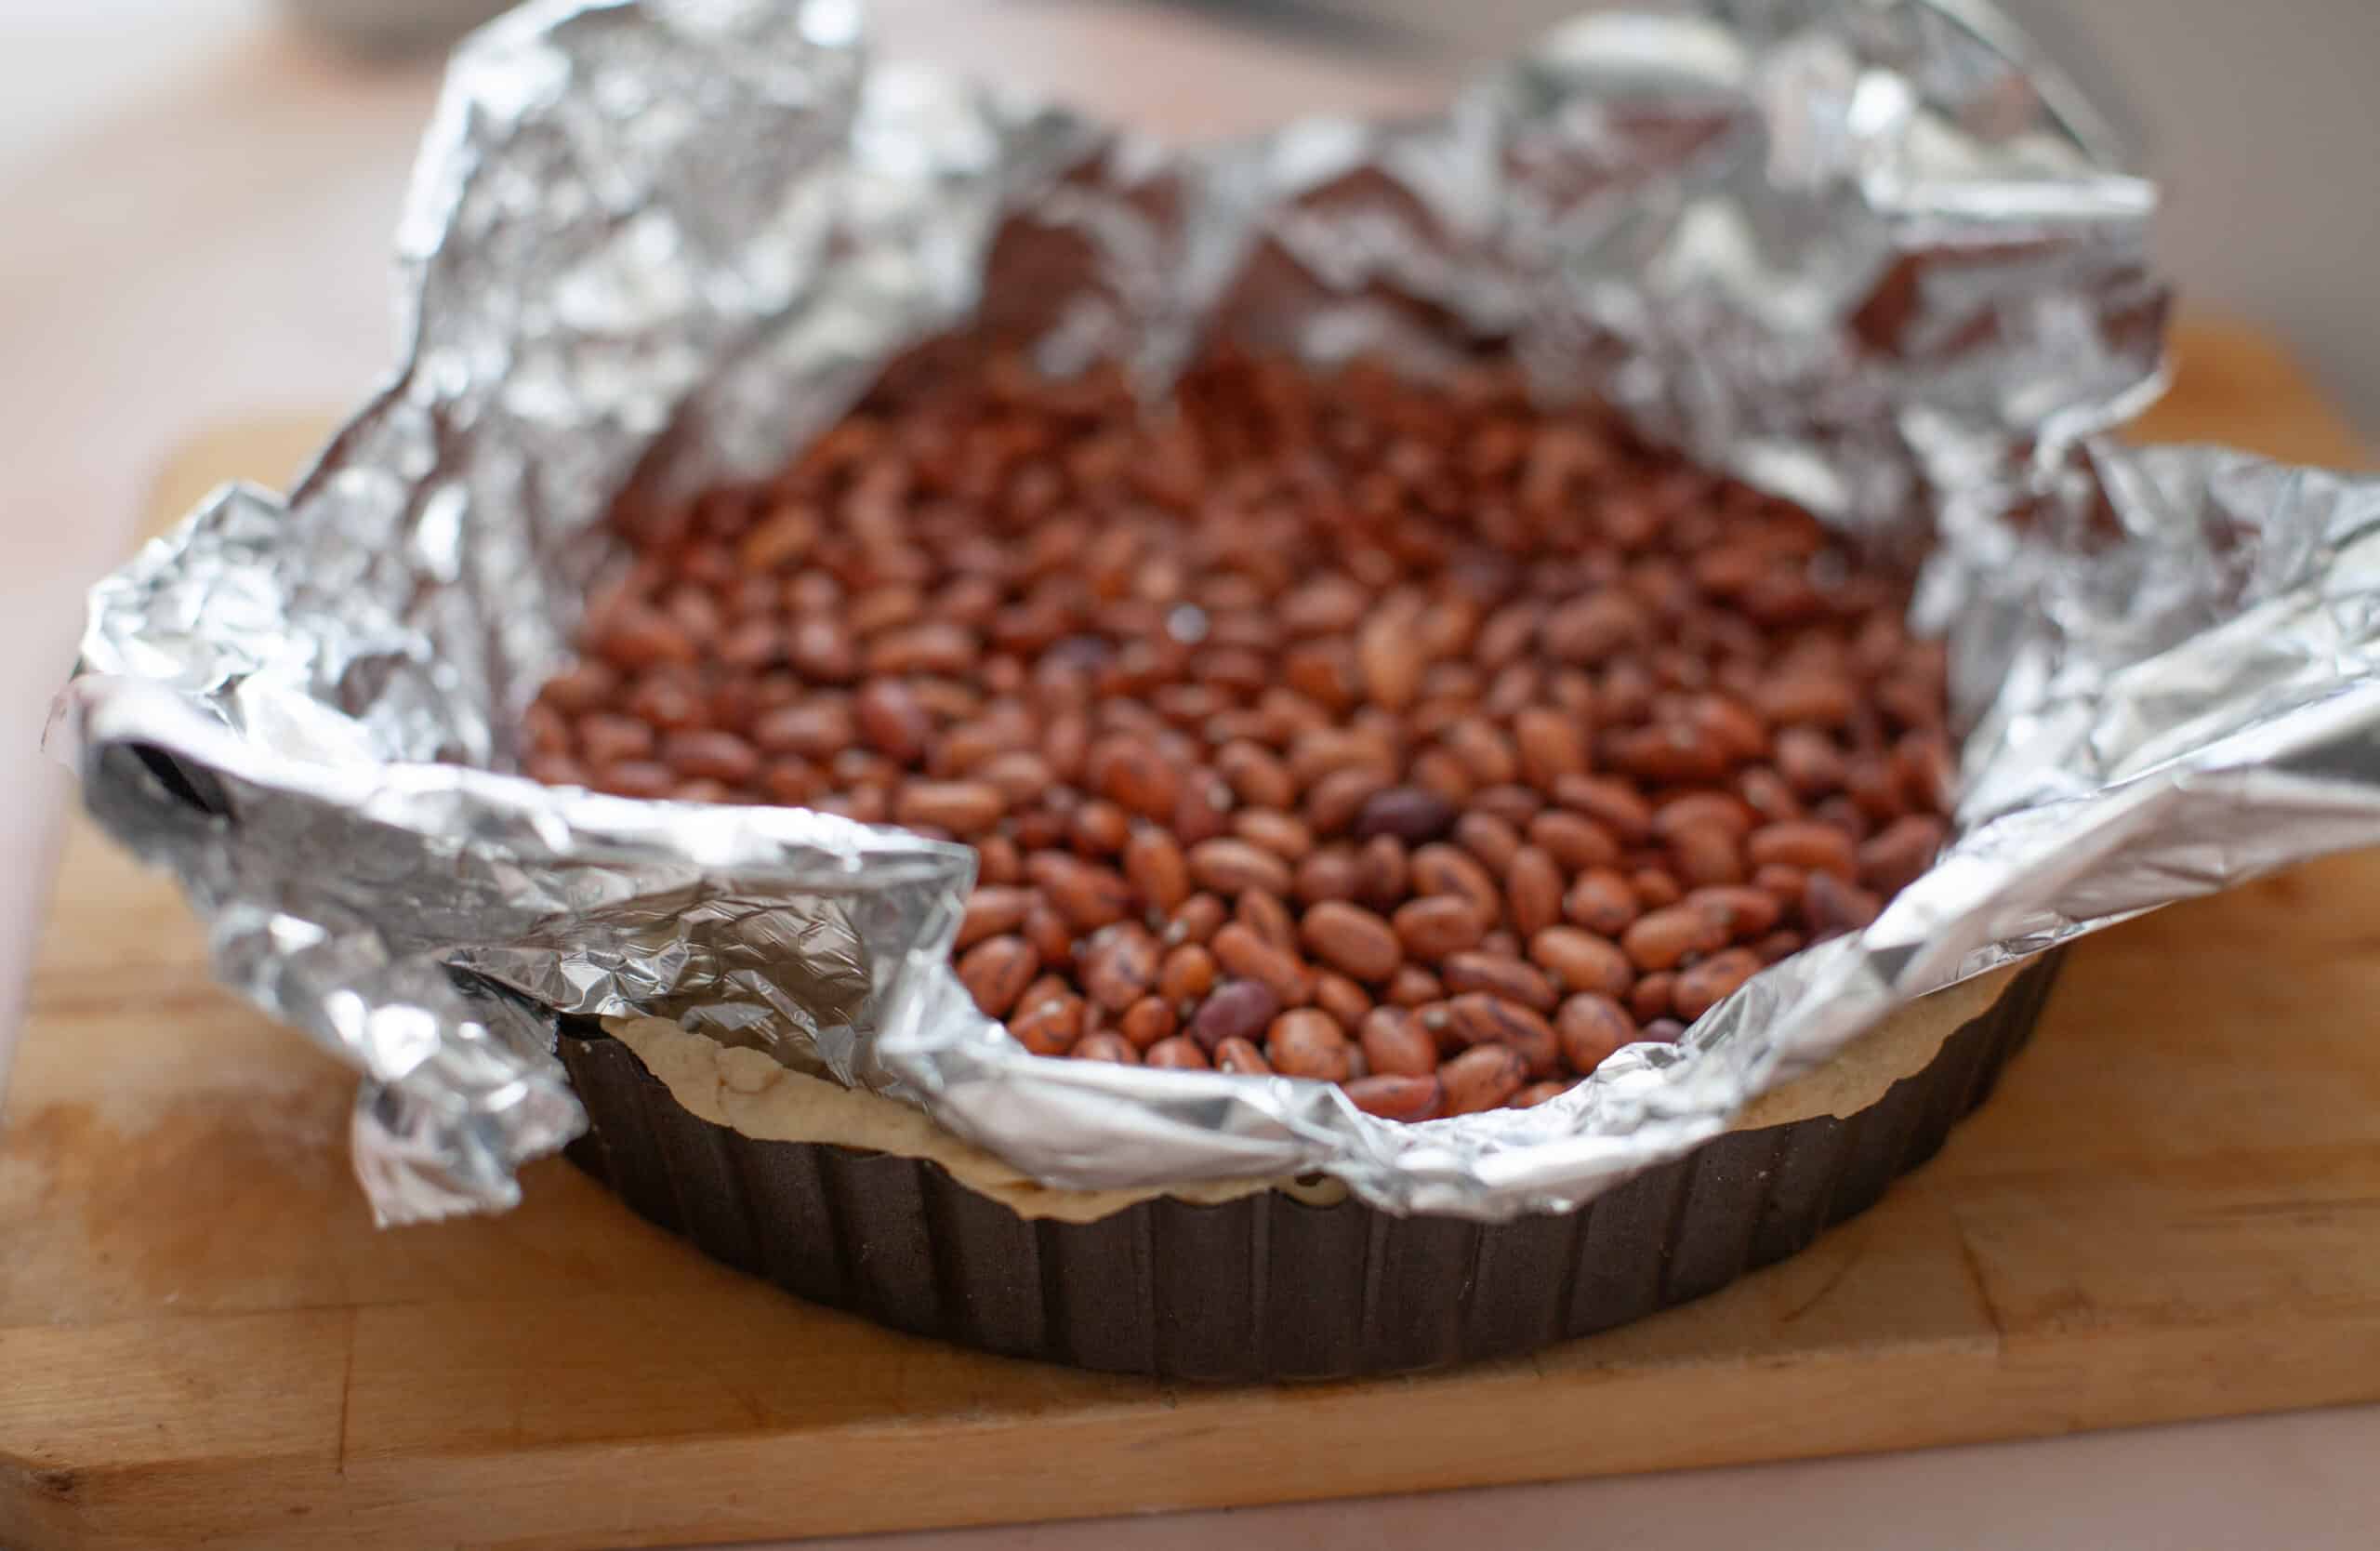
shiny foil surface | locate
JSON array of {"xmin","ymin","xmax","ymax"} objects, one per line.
[{"xmin": 48, "ymin": 0, "xmax": 2380, "ymax": 1224}]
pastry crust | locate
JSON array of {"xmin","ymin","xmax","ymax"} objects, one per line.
[{"xmin": 603, "ymin": 963, "xmax": 2018, "ymax": 1224}]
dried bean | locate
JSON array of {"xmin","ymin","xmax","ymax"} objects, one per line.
[
  {"xmin": 1344, "ymin": 1074, "xmax": 1444, "ymax": 1121},
  {"xmin": 1440, "ymin": 1045, "xmax": 1528, "ymax": 1114},
  {"xmin": 1212, "ymin": 1036, "xmax": 1272, "ymax": 1074},
  {"xmin": 1120, "ymin": 997, "xmax": 1180, "ymax": 1050},
  {"xmin": 1187, "ymin": 838, "xmax": 1295, "ymax": 898},
  {"xmin": 1673, "ymin": 948, "xmax": 1762, "ymax": 1022},
  {"xmin": 1358, "ymin": 1007, "xmax": 1438, "ymax": 1077},
  {"xmin": 1074, "ymin": 1032, "xmax": 1141, "ymax": 1064},
  {"xmin": 1505, "ymin": 846, "xmax": 1564, "ymax": 938},
  {"xmin": 1386, "ymin": 964, "xmax": 1444, "ymax": 1008},
  {"xmin": 1562, "ymin": 869, "xmax": 1639, "ymax": 936},
  {"xmin": 1267, "ymin": 1008, "xmax": 1353, "ymax": 1080},
  {"xmin": 1555, "ymin": 993, "xmax": 1637, "ymax": 1073},
  {"xmin": 530, "ymin": 345, "xmax": 1950, "ymax": 1115},
  {"xmin": 1211, "ymin": 923, "xmax": 1315, "ymax": 1008},
  {"xmin": 1440, "ymin": 952, "xmax": 1558, "ymax": 1014},
  {"xmin": 1144, "ymin": 1035, "xmax": 1209, "ymax": 1068},
  {"xmin": 958, "ymin": 935, "xmax": 1039, "ymax": 1018},
  {"xmin": 1300, "ymin": 901, "xmax": 1404, "ymax": 982},
  {"xmin": 1528, "ymin": 927, "xmax": 1635, "ymax": 999}
]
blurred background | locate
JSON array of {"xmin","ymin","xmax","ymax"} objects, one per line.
[{"xmin": 0, "ymin": 0, "xmax": 2374, "ymax": 1050}]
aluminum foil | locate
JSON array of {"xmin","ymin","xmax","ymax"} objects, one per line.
[{"xmin": 46, "ymin": 0, "xmax": 2380, "ymax": 1225}]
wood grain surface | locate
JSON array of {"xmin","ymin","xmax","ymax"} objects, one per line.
[{"xmin": 3, "ymin": 319, "xmax": 2375, "ymax": 1551}]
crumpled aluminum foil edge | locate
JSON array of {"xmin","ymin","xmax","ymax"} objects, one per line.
[{"xmin": 46, "ymin": 0, "xmax": 2380, "ymax": 1225}]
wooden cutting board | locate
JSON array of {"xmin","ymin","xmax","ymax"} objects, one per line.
[{"xmin": 5, "ymin": 319, "xmax": 2377, "ymax": 1551}]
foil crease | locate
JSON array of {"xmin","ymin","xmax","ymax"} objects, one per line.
[{"xmin": 46, "ymin": 0, "xmax": 2380, "ymax": 1224}]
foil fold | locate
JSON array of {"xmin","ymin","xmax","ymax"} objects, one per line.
[{"xmin": 47, "ymin": 0, "xmax": 2380, "ymax": 1225}]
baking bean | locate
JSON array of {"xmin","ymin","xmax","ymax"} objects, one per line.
[
  {"xmin": 596, "ymin": 761, "xmax": 676, "ymax": 799},
  {"xmin": 1563, "ymin": 869, "xmax": 1639, "ymax": 936},
  {"xmin": 1631, "ymin": 868, "xmax": 1684, "ymax": 909},
  {"xmin": 1555, "ymin": 993, "xmax": 1637, "ymax": 1073},
  {"xmin": 1121, "ymin": 997, "xmax": 1180, "ymax": 1050},
  {"xmin": 1350, "ymin": 784, "xmax": 1456, "ymax": 844},
  {"xmin": 1122, "ymin": 825, "xmax": 1193, "ymax": 912},
  {"xmin": 1144, "ymin": 1034, "xmax": 1208, "ymax": 1068},
  {"xmin": 1668, "ymin": 823, "xmax": 1744, "ymax": 887},
  {"xmin": 1188, "ymin": 838, "xmax": 1295, "ymax": 898},
  {"xmin": 1279, "ymin": 895, "xmax": 1400, "ymax": 987},
  {"xmin": 1440, "ymin": 1045, "xmax": 1528, "ymax": 1114},
  {"xmin": 542, "ymin": 659, "xmax": 619, "ymax": 714},
  {"xmin": 1211, "ymin": 923, "xmax": 1314, "ymax": 1008},
  {"xmin": 1445, "ymin": 718, "xmax": 1519, "ymax": 787},
  {"xmin": 1812, "ymin": 795, "xmax": 1872, "ymax": 842},
  {"xmin": 1233, "ymin": 808, "xmax": 1316, "ymax": 861},
  {"xmin": 593, "ymin": 608, "xmax": 698, "ymax": 670},
  {"xmin": 1673, "ymin": 948, "xmax": 1762, "ymax": 1022},
  {"xmin": 1505, "ymin": 846, "xmax": 1564, "ymax": 938},
  {"xmin": 1011, "ymin": 990, "xmax": 1086, "ymax": 1055},
  {"xmin": 1188, "ymin": 978, "xmax": 1280, "ymax": 1053},
  {"xmin": 1513, "ymin": 706, "xmax": 1590, "ymax": 787},
  {"xmin": 957, "ymin": 886, "xmax": 1034, "ymax": 950},
  {"xmin": 751, "ymin": 699, "xmax": 854, "ymax": 760},
  {"xmin": 1172, "ymin": 772, "xmax": 1235, "ymax": 846},
  {"xmin": 958, "ymin": 935, "xmax": 1039, "ymax": 1017},
  {"xmin": 1655, "ymin": 792, "xmax": 1756, "ymax": 841},
  {"xmin": 1440, "ymin": 952, "xmax": 1558, "ymax": 1014},
  {"xmin": 1267, "ymin": 1008, "xmax": 1353, "ymax": 1080},
  {"xmin": 1078, "ymin": 922, "xmax": 1160, "ymax": 1013},
  {"xmin": 1528, "ymin": 809, "xmax": 1620, "ymax": 870},
  {"xmin": 894, "ymin": 779, "xmax": 1006, "ymax": 836},
  {"xmin": 1358, "ymin": 1007, "xmax": 1438, "ymax": 1077},
  {"xmin": 1528, "ymin": 926, "xmax": 1634, "ymax": 999},
  {"xmin": 1212, "ymin": 1036, "xmax": 1272, "ymax": 1074},
  {"xmin": 1620, "ymin": 905, "xmax": 1726, "ymax": 971},
  {"xmin": 1068, "ymin": 798, "xmax": 1130, "ymax": 855},
  {"xmin": 1294, "ymin": 847, "xmax": 1364, "ymax": 906},
  {"xmin": 532, "ymin": 346, "xmax": 1950, "ymax": 1115},
  {"xmin": 1392, "ymin": 895, "xmax": 1488, "ymax": 961},
  {"xmin": 1641, "ymin": 1017, "xmax": 1687, "ymax": 1043},
  {"xmin": 854, "ymin": 679, "xmax": 932, "ymax": 762},
  {"xmin": 1086, "ymin": 734, "xmax": 1181, "ymax": 821},
  {"xmin": 1775, "ymin": 727, "xmax": 1848, "ymax": 797},
  {"xmin": 1158, "ymin": 944, "xmax": 1219, "ymax": 1005},
  {"xmin": 1541, "ymin": 593, "xmax": 1646, "ymax": 663},
  {"xmin": 1074, "ymin": 1031, "xmax": 1141, "ymax": 1064},
  {"xmin": 627, "ymin": 674, "xmax": 707, "ymax": 731},
  {"xmin": 1738, "ymin": 766, "xmax": 1803, "ymax": 823},
  {"xmin": 1027, "ymin": 854, "xmax": 1135, "ymax": 932},
  {"xmin": 1235, "ymin": 889, "xmax": 1299, "ymax": 953},
  {"xmin": 1345, "ymin": 1073, "xmax": 1444, "ymax": 1120},
  {"xmin": 1216, "ymin": 740, "xmax": 1297, "ymax": 810},
  {"xmin": 1452, "ymin": 811, "xmax": 1522, "ymax": 874},
  {"xmin": 1804, "ymin": 871, "xmax": 1883, "ymax": 938},
  {"xmin": 1629, "ymin": 972, "xmax": 1676, "ymax": 1023},
  {"xmin": 1685, "ymin": 884, "xmax": 1782, "ymax": 939},
  {"xmin": 1748, "ymin": 820, "xmax": 1858, "ymax": 878},
  {"xmin": 1442, "ymin": 993, "xmax": 1561, "ymax": 1076},
  {"xmin": 1386, "ymin": 964, "xmax": 1444, "ymax": 1008},
  {"xmin": 1314, "ymin": 971, "xmax": 1373, "ymax": 1031},
  {"xmin": 1858, "ymin": 814, "xmax": 1946, "ymax": 895},
  {"xmin": 1410, "ymin": 843, "xmax": 1501, "ymax": 924},
  {"xmin": 1513, "ymin": 1080, "xmax": 1572, "ymax": 1108},
  {"xmin": 1164, "ymin": 893, "xmax": 1227, "ymax": 947},
  {"xmin": 1552, "ymin": 775, "xmax": 1653, "ymax": 842},
  {"xmin": 1409, "ymin": 748, "xmax": 1474, "ymax": 802}
]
